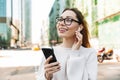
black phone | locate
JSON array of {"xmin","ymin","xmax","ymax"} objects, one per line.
[{"xmin": 41, "ymin": 48, "xmax": 57, "ymax": 63}]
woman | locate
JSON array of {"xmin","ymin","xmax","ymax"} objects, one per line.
[{"xmin": 36, "ymin": 8, "xmax": 97, "ymax": 80}]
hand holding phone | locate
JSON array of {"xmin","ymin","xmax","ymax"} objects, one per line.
[{"xmin": 42, "ymin": 48, "xmax": 57, "ymax": 63}]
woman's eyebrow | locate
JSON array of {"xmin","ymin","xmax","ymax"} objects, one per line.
[
  {"xmin": 65, "ymin": 15, "xmax": 73, "ymax": 17},
  {"xmin": 60, "ymin": 16, "xmax": 73, "ymax": 18}
]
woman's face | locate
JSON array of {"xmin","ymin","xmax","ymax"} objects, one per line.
[{"xmin": 56, "ymin": 10, "xmax": 80, "ymax": 39}]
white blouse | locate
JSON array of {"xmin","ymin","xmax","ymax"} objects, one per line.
[{"xmin": 36, "ymin": 46, "xmax": 97, "ymax": 80}]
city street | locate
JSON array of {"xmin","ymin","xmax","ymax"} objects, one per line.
[
  {"xmin": 0, "ymin": 50, "xmax": 42, "ymax": 80},
  {"xmin": 0, "ymin": 50, "xmax": 120, "ymax": 80},
  {"xmin": 0, "ymin": 50, "xmax": 43, "ymax": 67},
  {"xmin": 98, "ymin": 62, "xmax": 120, "ymax": 80}
]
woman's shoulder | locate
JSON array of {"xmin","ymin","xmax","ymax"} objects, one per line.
[
  {"xmin": 82, "ymin": 46, "xmax": 96, "ymax": 51},
  {"xmin": 80, "ymin": 46, "xmax": 97, "ymax": 55}
]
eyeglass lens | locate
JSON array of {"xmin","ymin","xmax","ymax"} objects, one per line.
[{"xmin": 56, "ymin": 18, "xmax": 73, "ymax": 26}]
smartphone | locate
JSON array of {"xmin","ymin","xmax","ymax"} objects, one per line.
[{"xmin": 41, "ymin": 48, "xmax": 57, "ymax": 63}]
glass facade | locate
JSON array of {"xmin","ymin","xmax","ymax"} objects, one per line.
[
  {"xmin": 0, "ymin": 0, "xmax": 11, "ymax": 48},
  {"xmin": 0, "ymin": 0, "xmax": 6, "ymax": 17},
  {"xmin": 0, "ymin": 0, "xmax": 32, "ymax": 48},
  {"xmin": 10, "ymin": 0, "xmax": 32, "ymax": 47}
]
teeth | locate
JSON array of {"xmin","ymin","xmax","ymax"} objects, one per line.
[{"xmin": 60, "ymin": 28, "xmax": 65, "ymax": 30}]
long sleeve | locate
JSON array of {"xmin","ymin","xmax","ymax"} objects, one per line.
[
  {"xmin": 67, "ymin": 51, "xmax": 86, "ymax": 80},
  {"xmin": 86, "ymin": 49, "xmax": 97, "ymax": 80},
  {"xmin": 66, "ymin": 47, "xmax": 97, "ymax": 80}
]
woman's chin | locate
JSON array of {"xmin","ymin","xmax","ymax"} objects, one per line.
[{"xmin": 58, "ymin": 34, "xmax": 66, "ymax": 38}]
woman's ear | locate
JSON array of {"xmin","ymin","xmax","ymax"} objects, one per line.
[{"xmin": 78, "ymin": 24, "xmax": 83, "ymax": 32}]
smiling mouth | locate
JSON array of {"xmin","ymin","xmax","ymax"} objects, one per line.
[{"xmin": 59, "ymin": 28, "xmax": 68, "ymax": 33}]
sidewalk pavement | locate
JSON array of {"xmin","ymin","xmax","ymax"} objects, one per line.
[
  {"xmin": 0, "ymin": 50, "xmax": 43, "ymax": 80},
  {"xmin": 0, "ymin": 49, "xmax": 120, "ymax": 80},
  {"xmin": 0, "ymin": 50, "xmax": 43, "ymax": 67},
  {"xmin": 0, "ymin": 66, "xmax": 36, "ymax": 80}
]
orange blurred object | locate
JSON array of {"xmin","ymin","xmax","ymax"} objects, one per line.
[{"xmin": 32, "ymin": 44, "xmax": 40, "ymax": 51}]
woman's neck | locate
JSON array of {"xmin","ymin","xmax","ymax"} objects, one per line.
[{"xmin": 61, "ymin": 38, "xmax": 75, "ymax": 48}]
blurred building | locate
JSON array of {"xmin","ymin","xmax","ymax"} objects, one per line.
[
  {"xmin": 0, "ymin": 0, "xmax": 32, "ymax": 48},
  {"xmin": 0, "ymin": 0, "xmax": 11, "ymax": 48},
  {"xmin": 49, "ymin": 0, "xmax": 66, "ymax": 45},
  {"xmin": 11, "ymin": 0, "xmax": 32, "ymax": 48}
]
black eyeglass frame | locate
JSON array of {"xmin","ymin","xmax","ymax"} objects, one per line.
[{"xmin": 56, "ymin": 17, "xmax": 81, "ymax": 26}]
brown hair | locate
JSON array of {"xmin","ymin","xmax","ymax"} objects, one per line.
[{"xmin": 62, "ymin": 8, "xmax": 91, "ymax": 48}]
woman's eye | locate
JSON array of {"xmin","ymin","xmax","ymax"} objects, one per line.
[{"xmin": 66, "ymin": 18, "xmax": 71, "ymax": 22}]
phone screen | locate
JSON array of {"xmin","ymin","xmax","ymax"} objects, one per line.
[{"xmin": 41, "ymin": 48, "xmax": 57, "ymax": 63}]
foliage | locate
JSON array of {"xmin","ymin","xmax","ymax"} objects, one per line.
[{"xmin": 97, "ymin": 14, "xmax": 120, "ymax": 25}]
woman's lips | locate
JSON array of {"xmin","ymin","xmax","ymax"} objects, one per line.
[{"xmin": 59, "ymin": 28, "xmax": 68, "ymax": 33}]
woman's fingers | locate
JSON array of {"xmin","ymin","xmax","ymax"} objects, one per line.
[
  {"xmin": 75, "ymin": 31, "xmax": 83, "ymax": 44},
  {"xmin": 45, "ymin": 62, "xmax": 60, "ymax": 69},
  {"xmin": 46, "ymin": 68, "xmax": 60, "ymax": 74},
  {"xmin": 72, "ymin": 31, "xmax": 83, "ymax": 50},
  {"xmin": 44, "ymin": 61, "xmax": 60, "ymax": 79},
  {"xmin": 45, "ymin": 55, "xmax": 53, "ymax": 64},
  {"xmin": 76, "ymin": 31, "xmax": 83, "ymax": 41},
  {"xmin": 45, "ymin": 64, "xmax": 60, "ymax": 73}
]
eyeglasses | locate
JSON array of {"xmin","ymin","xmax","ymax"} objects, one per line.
[{"xmin": 56, "ymin": 17, "xmax": 80, "ymax": 26}]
